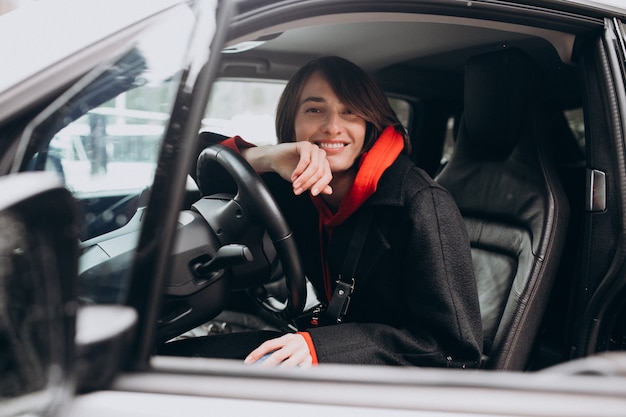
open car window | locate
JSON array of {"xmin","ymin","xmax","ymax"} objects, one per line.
[{"xmin": 16, "ymin": 5, "xmax": 196, "ymax": 304}]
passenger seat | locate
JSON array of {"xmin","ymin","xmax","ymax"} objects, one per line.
[{"xmin": 435, "ymin": 48, "xmax": 570, "ymax": 370}]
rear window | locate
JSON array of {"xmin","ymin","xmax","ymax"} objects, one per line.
[
  {"xmin": 203, "ymin": 79, "xmax": 286, "ymax": 145},
  {"xmin": 203, "ymin": 79, "xmax": 412, "ymax": 145}
]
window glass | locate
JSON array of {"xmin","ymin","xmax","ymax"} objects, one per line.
[
  {"xmin": 440, "ymin": 116, "xmax": 456, "ymax": 166},
  {"xmin": 203, "ymin": 79, "xmax": 286, "ymax": 145},
  {"xmin": 202, "ymin": 80, "xmax": 412, "ymax": 145},
  {"xmin": 440, "ymin": 108, "xmax": 585, "ymax": 168},
  {"xmin": 564, "ymin": 107, "xmax": 585, "ymax": 150},
  {"xmin": 50, "ymin": 90, "xmax": 167, "ymax": 195},
  {"xmin": 19, "ymin": 6, "xmax": 196, "ymax": 304},
  {"xmin": 388, "ymin": 97, "xmax": 412, "ymax": 131}
]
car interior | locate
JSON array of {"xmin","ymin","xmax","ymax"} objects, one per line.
[
  {"xmin": 166, "ymin": 9, "xmax": 594, "ymax": 371},
  {"xmin": 6, "ymin": 2, "xmax": 626, "ymax": 416},
  {"xmin": 18, "ymin": 3, "xmax": 624, "ymax": 375}
]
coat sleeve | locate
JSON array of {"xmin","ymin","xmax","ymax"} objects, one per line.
[{"xmin": 306, "ymin": 173, "xmax": 483, "ymax": 368}]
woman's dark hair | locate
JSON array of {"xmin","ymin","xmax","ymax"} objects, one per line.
[{"xmin": 275, "ymin": 56, "xmax": 411, "ymax": 154}]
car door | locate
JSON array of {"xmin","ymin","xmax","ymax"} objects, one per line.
[
  {"xmin": 574, "ymin": 14, "xmax": 626, "ymax": 360},
  {"xmin": 1, "ymin": 0, "xmax": 229, "ymax": 393}
]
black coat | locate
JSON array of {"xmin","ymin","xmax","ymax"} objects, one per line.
[{"xmin": 262, "ymin": 154, "xmax": 483, "ymax": 368}]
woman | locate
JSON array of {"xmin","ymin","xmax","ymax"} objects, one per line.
[{"xmin": 211, "ymin": 56, "xmax": 483, "ymax": 369}]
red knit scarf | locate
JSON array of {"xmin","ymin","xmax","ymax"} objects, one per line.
[{"xmin": 311, "ymin": 126, "xmax": 405, "ymax": 300}]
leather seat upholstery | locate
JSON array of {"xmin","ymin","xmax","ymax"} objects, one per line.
[{"xmin": 436, "ymin": 48, "xmax": 570, "ymax": 370}]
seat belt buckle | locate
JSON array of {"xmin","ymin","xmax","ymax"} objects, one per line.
[
  {"xmin": 330, "ymin": 276, "xmax": 354, "ymax": 323},
  {"xmin": 310, "ymin": 304, "xmax": 324, "ymax": 327}
]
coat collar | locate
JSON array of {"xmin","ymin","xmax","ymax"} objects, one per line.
[{"xmin": 311, "ymin": 126, "xmax": 405, "ymax": 230}]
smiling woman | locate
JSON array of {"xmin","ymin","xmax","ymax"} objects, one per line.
[
  {"xmin": 161, "ymin": 55, "xmax": 483, "ymax": 370},
  {"xmin": 3, "ymin": 0, "xmax": 626, "ymax": 415}
]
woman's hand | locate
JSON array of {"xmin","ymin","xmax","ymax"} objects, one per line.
[
  {"xmin": 244, "ymin": 333, "xmax": 313, "ymax": 368},
  {"xmin": 241, "ymin": 142, "xmax": 332, "ymax": 196},
  {"xmin": 289, "ymin": 142, "xmax": 333, "ymax": 196}
]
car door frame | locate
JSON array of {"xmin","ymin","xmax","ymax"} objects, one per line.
[
  {"xmin": 574, "ymin": 15, "xmax": 626, "ymax": 358},
  {"xmin": 121, "ymin": 0, "xmax": 237, "ymax": 369}
]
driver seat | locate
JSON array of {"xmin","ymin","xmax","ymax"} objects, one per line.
[{"xmin": 435, "ymin": 48, "xmax": 570, "ymax": 370}]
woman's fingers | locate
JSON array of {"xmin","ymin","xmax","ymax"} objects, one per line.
[
  {"xmin": 243, "ymin": 338, "xmax": 282, "ymax": 364},
  {"xmin": 244, "ymin": 334, "xmax": 312, "ymax": 368},
  {"xmin": 291, "ymin": 142, "xmax": 332, "ymax": 196},
  {"xmin": 244, "ymin": 142, "xmax": 332, "ymax": 196}
]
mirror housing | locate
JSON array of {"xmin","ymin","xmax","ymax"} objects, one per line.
[
  {"xmin": 0, "ymin": 173, "xmax": 79, "ymax": 415},
  {"xmin": 0, "ymin": 172, "xmax": 139, "ymax": 414},
  {"xmin": 75, "ymin": 305, "xmax": 137, "ymax": 392}
]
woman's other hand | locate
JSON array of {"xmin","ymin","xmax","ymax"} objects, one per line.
[{"xmin": 244, "ymin": 333, "xmax": 313, "ymax": 368}]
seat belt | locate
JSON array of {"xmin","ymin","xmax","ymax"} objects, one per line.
[{"xmin": 322, "ymin": 209, "xmax": 374, "ymax": 324}]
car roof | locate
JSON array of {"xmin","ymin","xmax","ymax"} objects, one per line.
[
  {"xmin": 218, "ymin": 0, "xmax": 624, "ymax": 112},
  {"xmin": 232, "ymin": 0, "xmax": 626, "ymax": 21},
  {"xmin": 0, "ymin": 0, "xmax": 184, "ymax": 123},
  {"xmin": 220, "ymin": 1, "xmax": 592, "ymax": 82},
  {"xmin": 566, "ymin": 0, "xmax": 626, "ymax": 13}
]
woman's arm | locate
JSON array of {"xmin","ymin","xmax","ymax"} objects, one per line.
[
  {"xmin": 240, "ymin": 142, "xmax": 332, "ymax": 196},
  {"xmin": 219, "ymin": 136, "xmax": 333, "ymax": 196}
]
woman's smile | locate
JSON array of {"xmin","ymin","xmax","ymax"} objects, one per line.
[
  {"xmin": 294, "ymin": 71, "xmax": 366, "ymax": 175},
  {"xmin": 315, "ymin": 141, "xmax": 348, "ymax": 150}
]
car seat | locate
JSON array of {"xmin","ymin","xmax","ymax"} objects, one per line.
[{"xmin": 435, "ymin": 48, "xmax": 570, "ymax": 370}]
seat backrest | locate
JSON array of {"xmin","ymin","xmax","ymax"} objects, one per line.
[{"xmin": 435, "ymin": 48, "xmax": 570, "ymax": 370}]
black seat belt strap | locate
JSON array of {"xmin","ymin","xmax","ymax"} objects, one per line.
[{"xmin": 324, "ymin": 209, "xmax": 374, "ymax": 323}]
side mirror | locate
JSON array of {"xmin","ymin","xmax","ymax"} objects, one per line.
[
  {"xmin": 0, "ymin": 172, "xmax": 138, "ymax": 415},
  {"xmin": 0, "ymin": 173, "xmax": 79, "ymax": 415}
]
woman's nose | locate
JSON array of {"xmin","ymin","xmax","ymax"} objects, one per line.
[{"xmin": 322, "ymin": 112, "xmax": 342, "ymax": 134}]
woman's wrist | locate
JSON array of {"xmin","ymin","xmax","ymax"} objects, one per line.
[{"xmin": 241, "ymin": 146, "xmax": 274, "ymax": 173}]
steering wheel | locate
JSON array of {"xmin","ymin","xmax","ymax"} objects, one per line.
[{"xmin": 195, "ymin": 144, "xmax": 307, "ymax": 317}]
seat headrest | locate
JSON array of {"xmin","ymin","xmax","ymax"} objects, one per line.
[{"xmin": 463, "ymin": 48, "xmax": 545, "ymax": 159}]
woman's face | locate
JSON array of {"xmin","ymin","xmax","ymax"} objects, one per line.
[{"xmin": 294, "ymin": 72, "xmax": 366, "ymax": 174}]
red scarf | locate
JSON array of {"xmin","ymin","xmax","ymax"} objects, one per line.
[{"xmin": 311, "ymin": 126, "xmax": 405, "ymax": 300}]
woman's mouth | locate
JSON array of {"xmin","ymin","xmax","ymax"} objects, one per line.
[{"xmin": 316, "ymin": 142, "xmax": 346, "ymax": 149}]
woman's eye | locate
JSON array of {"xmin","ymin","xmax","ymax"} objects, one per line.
[
  {"xmin": 343, "ymin": 108, "xmax": 361, "ymax": 117},
  {"xmin": 305, "ymin": 107, "xmax": 321, "ymax": 114},
  {"xmin": 343, "ymin": 109, "xmax": 360, "ymax": 118}
]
